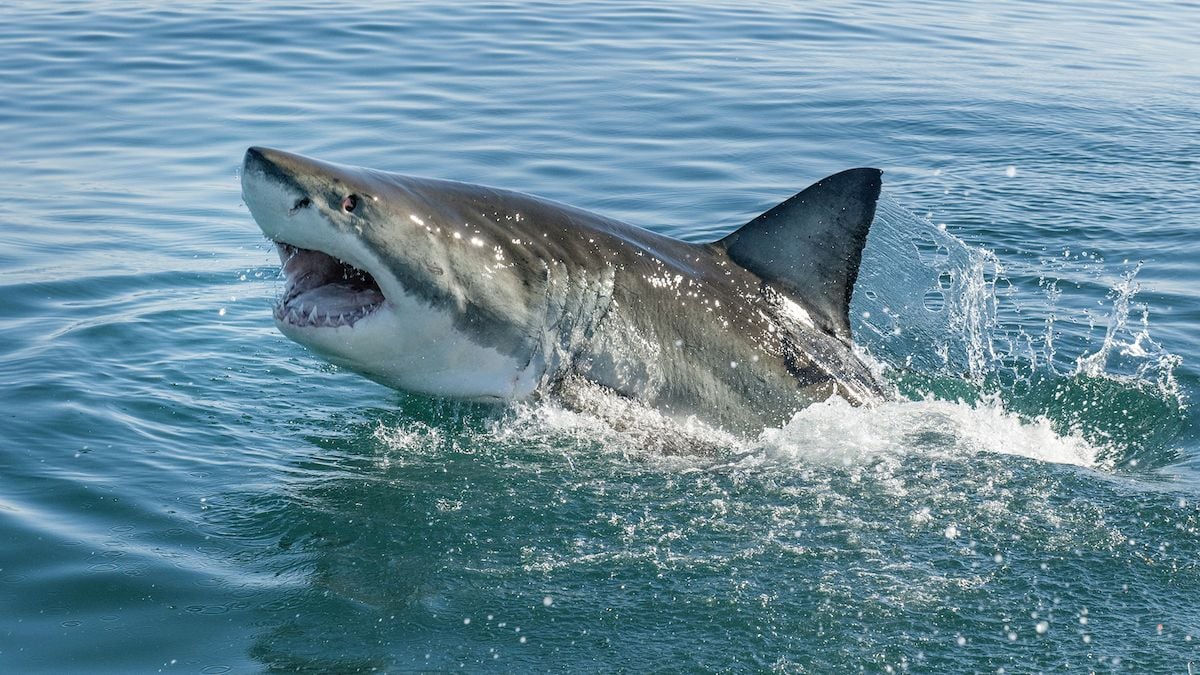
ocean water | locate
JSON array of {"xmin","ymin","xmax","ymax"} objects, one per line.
[{"xmin": 1, "ymin": 0, "xmax": 1198, "ymax": 671}]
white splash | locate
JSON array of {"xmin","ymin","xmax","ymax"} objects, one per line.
[
  {"xmin": 758, "ymin": 396, "xmax": 1102, "ymax": 469},
  {"xmin": 423, "ymin": 385, "xmax": 1106, "ymax": 473}
]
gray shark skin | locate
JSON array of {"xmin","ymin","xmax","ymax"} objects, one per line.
[{"xmin": 241, "ymin": 147, "xmax": 888, "ymax": 435}]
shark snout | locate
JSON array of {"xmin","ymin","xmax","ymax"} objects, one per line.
[
  {"xmin": 243, "ymin": 145, "xmax": 271, "ymax": 167},
  {"xmin": 242, "ymin": 146, "xmax": 276, "ymax": 179},
  {"xmin": 242, "ymin": 146, "xmax": 303, "ymax": 189},
  {"xmin": 244, "ymin": 145, "xmax": 299, "ymax": 168},
  {"xmin": 243, "ymin": 146, "xmax": 352, "ymax": 185}
]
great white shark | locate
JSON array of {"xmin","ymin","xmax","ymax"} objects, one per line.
[{"xmin": 241, "ymin": 147, "xmax": 889, "ymax": 435}]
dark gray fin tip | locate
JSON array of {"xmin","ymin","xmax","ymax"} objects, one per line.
[{"xmin": 718, "ymin": 168, "xmax": 882, "ymax": 341}]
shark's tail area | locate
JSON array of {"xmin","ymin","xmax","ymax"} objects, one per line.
[{"xmin": 716, "ymin": 168, "xmax": 882, "ymax": 342}]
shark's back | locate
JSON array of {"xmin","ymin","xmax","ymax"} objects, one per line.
[{"xmin": 546, "ymin": 169, "xmax": 888, "ymax": 432}]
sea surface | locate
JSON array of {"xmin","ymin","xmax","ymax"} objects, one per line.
[{"xmin": 2, "ymin": 1, "xmax": 1198, "ymax": 671}]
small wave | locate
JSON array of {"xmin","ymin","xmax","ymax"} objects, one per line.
[{"xmin": 758, "ymin": 396, "xmax": 1102, "ymax": 469}]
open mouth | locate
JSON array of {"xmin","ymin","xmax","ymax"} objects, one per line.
[{"xmin": 273, "ymin": 242, "xmax": 385, "ymax": 328}]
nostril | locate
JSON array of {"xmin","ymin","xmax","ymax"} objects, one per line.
[{"xmin": 290, "ymin": 197, "xmax": 311, "ymax": 213}]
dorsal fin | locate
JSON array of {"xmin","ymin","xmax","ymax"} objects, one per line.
[{"xmin": 717, "ymin": 168, "xmax": 882, "ymax": 341}]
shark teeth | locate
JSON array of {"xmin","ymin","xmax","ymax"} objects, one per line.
[{"xmin": 273, "ymin": 300, "xmax": 381, "ymax": 328}]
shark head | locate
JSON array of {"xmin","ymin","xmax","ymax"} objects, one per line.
[{"xmin": 240, "ymin": 146, "xmax": 549, "ymax": 400}]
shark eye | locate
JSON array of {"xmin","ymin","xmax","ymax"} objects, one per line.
[{"xmin": 342, "ymin": 194, "xmax": 359, "ymax": 213}]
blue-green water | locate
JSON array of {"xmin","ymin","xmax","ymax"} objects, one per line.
[{"xmin": 2, "ymin": 1, "xmax": 1198, "ymax": 671}]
